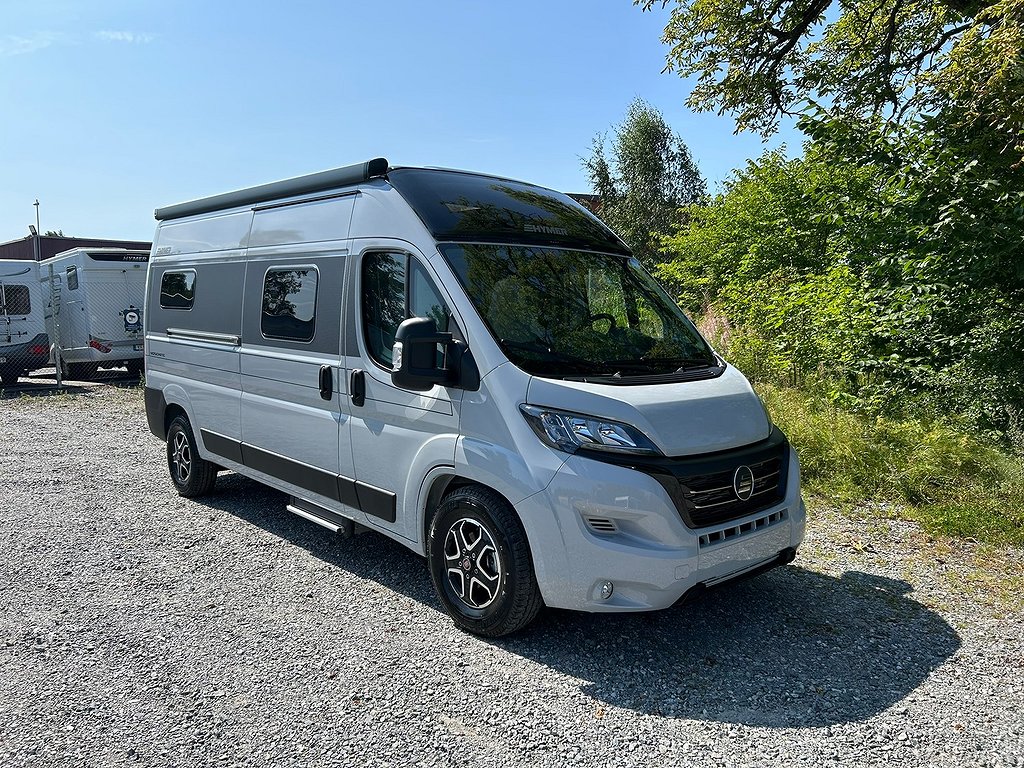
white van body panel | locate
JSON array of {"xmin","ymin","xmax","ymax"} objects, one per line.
[
  {"xmin": 0, "ymin": 259, "xmax": 49, "ymax": 381},
  {"xmin": 145, "ymin": 160, "xmax": 806, "ymax": 626},
  {"xmin": 39, "ymin": 248, "xmax": 148, "ymax": 367},
  {"xmin": 526, "ymin": 365, "xmax": 772, "ymax": 457}
]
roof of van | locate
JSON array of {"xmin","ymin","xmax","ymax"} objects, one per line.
[{"xmin": 154, "ymin": 159, "xmax": 629, "ymax": 255}]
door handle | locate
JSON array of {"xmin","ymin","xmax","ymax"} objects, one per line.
[
  {"xmin": 318, "ymin": 365, "xmax": 333, "ymax": 401},
  {"xmin": 350, "ymin": 369, "xmax": 365, "ymax": 407}
]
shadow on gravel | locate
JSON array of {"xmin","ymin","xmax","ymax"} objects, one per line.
[
  {"xmin": 202, "ymin": 474, "xmax": 961, "ymax": 729},
  {"xmin": 0, "ymin": 369, "xmax": 141, "ymax": 399}
]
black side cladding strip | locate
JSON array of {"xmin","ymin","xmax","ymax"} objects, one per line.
[
  {"xmin": 198, "ymin": 430, "xmax": 382, "ymax": 517},
  {"xmin": 242, "ymin": 443, "xmax": 341, "ymax": 502},
  {"xmin": 200, "ymin": 429, "xmax": 243, "ymax": 464},
  {"xmin": 355, "ymin": 482, "xmax": 397, "ymax": 523}
]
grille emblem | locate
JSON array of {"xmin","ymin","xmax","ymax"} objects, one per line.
[{"xmin": 733, "ymin": 465, "xmax": 754, "ymax": 501}]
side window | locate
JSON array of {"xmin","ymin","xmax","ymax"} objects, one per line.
[
  {"xmin": 66, "ymin": 266, "xmax": 79, "ymax": 291},
  {"xmin": 410, "ymin": 261, "xmax": 450, "ymax": 334},
  {"xmin": 362, "ymin": 252, "xmax": 450, "ymax": 368},
  {"xmin": 261, "ymin": 267, "xmax": 317, "ymax": 342},
  {"xmin": 160, "ymin": 270, "xmax": 196, "ymax": 310},
  {"xmin": 1, "ymin": 284, "xmax": 31, "ymax": 315}
]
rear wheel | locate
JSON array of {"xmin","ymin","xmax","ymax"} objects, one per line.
[
  {"xmin": 428, "ymin": 485, "xmax": 542, "ymax": 637},
  {"xmin": 0, "ymin": 371, "xmax": 18, "ymax": 387},
  {"xmin": 126, "ymin": 360, "xmax": 144, "ymax": 378},
  {"xmin": 166, "ymin": 415, "xmax": 217, "ymax": 497},
  {"xmin": 65, "ymin": 361, "xmax": 98, "ymax": 381}
]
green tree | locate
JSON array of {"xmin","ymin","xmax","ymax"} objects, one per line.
[
  {"xmin": 638, "ymin": 0, "xmax": 1024, "ymax": 156},
  {"xmin": 581, "ymin": 98, "xmax": 706, "ymax": 268}
]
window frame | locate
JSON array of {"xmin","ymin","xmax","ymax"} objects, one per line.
[
  {"xmin": 1, "ymin": 283, "xmax": 32, "ymax": 316},
  {"xmin": 259, "ymin": 264, "xmax": 320, "ymax": 344},
  {"xmin": 360, "ymin": 250, "xmax": 452, "ymax": 372},
  {"xmin": 158, "ymin": 269, "xmax": 197, "ymax": 311}
]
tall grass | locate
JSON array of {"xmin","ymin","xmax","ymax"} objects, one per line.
[{"xmin": 758, "ymin": 384, "xmax": 1024, "ymax": 546}]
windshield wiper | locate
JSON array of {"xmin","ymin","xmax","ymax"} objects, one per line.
[
  {"xmin": 597, "ymin": 356, "xmax": 715, "ymax": 375},
  {"xmin": 500, "ymin": 339, "xmax": 615, "ymax": 375}
]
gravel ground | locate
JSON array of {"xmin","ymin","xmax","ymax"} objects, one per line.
[{"xmin": 1, "ymin": 386, "xmax": 1022, "ymax": 767}]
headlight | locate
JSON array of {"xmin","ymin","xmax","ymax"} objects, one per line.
[{"xmin": 519, "ymin": 405, "xmax": 661, "ymax": 456}]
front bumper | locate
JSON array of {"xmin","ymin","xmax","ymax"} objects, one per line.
[{"xmin": 515, "ymin": 445, "xmax": 806, "ymax": 612}]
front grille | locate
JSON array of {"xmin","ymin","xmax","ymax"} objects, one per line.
[
  {"xmin": 698, "ymin": 508, "xmax": 788, "ymax": 548},
  {"xmin": 683, "ymin": 454, "xmax": 785, "ymax": 527},
  {"xmin": 580, "ymin": 428, "xmax": 790, "ymax": 530}
]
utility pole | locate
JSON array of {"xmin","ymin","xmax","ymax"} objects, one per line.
[{"xmin": 34, "ymin": 199, "xmax": 40, "ymax": 236}]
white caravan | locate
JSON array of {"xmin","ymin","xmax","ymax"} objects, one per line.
[
  {"xmin": 0, "ymin": 259, "xmax": 49, "ymax": 387},
  {"xmin": 40, "ymin": 248, "xmax": 149, "ymax": 379},
  {"xmin": 145, "ymin": 159, "xmax": 805, "ymax": 636}
]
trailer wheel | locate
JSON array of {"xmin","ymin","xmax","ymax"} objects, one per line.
[
  {"xmin": 166, "ymin": 415, "xmax": 217, "ymax": 497},
  {"xmin": 428, "ymin": 485, "xmax": 542, "ymax": 637},
  {"xmin": 64, "ymin": 361, "xmax": 98, "ymax": 381}
]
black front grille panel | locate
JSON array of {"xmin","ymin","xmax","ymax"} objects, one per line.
[
  {"xmin": 581, "ymin": 428, "xmax": 791, "ymax": 530},
  {"xmin": 577, "ymin": 428, "xmax": 790, "ymax": 528},
  {"xmin": 682, "ymin": 454, "xmax": 786, "ymax": 527}
]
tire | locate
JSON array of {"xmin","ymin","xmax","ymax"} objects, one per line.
[
  {"xmin": 166, "ymin": 415, "xmax": 217, "ymax": 497},
  {"xmin": 428, "ymin": 485, "xmax": 542, "ymax": 637},
  {"xmin": 0, "ymin": 371, "xmax": 18, "ymax": 387},
  {"xmin": 126, "ymin": 360, "xmax": 144, "ymax": 378},
  {"xmin": 66, "ymin": 361, "xmax": 98, "ymax": 381}
]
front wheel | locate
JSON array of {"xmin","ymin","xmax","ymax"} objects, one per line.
[
  {"xmin": 166, "ymin": 415, "xmax": 217, "ymax": 497},
  {"xmin": 428, "ymin": 485, "xmax": 542, "ymax": 637}
]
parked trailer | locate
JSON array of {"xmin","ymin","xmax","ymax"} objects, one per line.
[
  {"xmin": 40, "ymin": 248, "xmax": 149, "ymax": 379},
  {"xmin": 0, "ymin": 260, "xmax": 49, "ymax": 387},
  {"xmin": 145, "ymin": 158, "xmax": 805, "ymax": 637}
]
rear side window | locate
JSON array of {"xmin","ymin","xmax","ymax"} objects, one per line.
[
  {"xmin": 160, "ymin": 270, "xmax": 196, "ymax": 309},
  {"xmin": 66, "ymin": 266, "xmax": 79, "ymax": 291},
  {"xmin": 1, "ymin": 284, "xmax": 31, "ymax": 315},
  {"xmin": 261, "ymin": 267, "xmax": 318, "ymax": 342}
]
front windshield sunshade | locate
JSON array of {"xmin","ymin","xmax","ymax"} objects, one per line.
[{"xmin": 440, "ymin": 244, "xmax": 721, "ymax": 382}]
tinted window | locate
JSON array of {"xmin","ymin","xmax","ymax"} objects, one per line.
[
  {"xmin": 388, "ymin": 169, "xmax": 628, "ymax": 255},
  {"xmin": 159, "ymin": 270, "xmax": 196, "ymax": 309},
  {"xmin": 362, "ymin": 253, "xmax": 450, "ymax": 368},
  {"xmin": 261, "ymin": 268, "xmax": 317, "ymax": 342},
  {"xmin": 67, "ymin": 266, "xmax": 79, "ymax": 291},
  {"xmin": 1, "ymin": 284, "xmax": 31, "ymax": 315}
]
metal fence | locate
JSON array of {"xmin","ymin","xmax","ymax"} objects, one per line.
[{"xmin": 0, "ymin": 257, "xmax": 147, "ymax": 392}]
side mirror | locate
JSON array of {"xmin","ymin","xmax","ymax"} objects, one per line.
[{"xmin": 391, "ymin": 317, "xmax": 452, "ymax": 392}]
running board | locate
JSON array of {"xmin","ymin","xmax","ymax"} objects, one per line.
[{"xmin": 286, "ymin": 497, "xmax": 356, "ymax": 538}]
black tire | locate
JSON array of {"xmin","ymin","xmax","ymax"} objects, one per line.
[
  {"xmin": 166, "ymin": 415, "xmax": 217, "ymax": 497},
  {"xmin": 428, "ymin": 485, "xmax": 542, "ymax": 637},
  {"xmin": 0, "ymin": 371, "xmax": 18, "ymax": 387},
  {"xmin": 125, "ymin": 360, "xmax": 144, "ymax": 378},
  {"xmin": 66, "ymin": 361, "xmax": 98, "ymax": 381}
]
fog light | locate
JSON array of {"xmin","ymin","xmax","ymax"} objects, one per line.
[{"xmin": 599, "ymin": 581, "xmax": 614, "ymax": 600}]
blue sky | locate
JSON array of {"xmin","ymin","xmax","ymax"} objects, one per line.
[{"xmin": 0, "ymin": 1, "xmax": 802, "ymax": 242}]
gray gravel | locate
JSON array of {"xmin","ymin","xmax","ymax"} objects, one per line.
[{"xmin": 1, "ymin": 385, "xmax": 1022, "ymax": 767}]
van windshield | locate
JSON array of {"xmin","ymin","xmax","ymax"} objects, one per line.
[{"xmin": 439, "ymin": 244, "xmax": 718, "ymax": 380}]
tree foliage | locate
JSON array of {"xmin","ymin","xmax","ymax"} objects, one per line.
[
  {"xmin": 581, "ymin": 99, "xmax": 706, "ymax": 268},
  {"xmin": 638, "ymin": 0, "xmax": 1024, "ymax": 155},
  {"xmin": 658, "ymin": 108, "xmax": 1024, "ymax": 437}
]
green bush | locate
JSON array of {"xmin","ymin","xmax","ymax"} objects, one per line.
[{"xmin": 759, "ymin": 384, "xmax": 1024, "ymax": 545}]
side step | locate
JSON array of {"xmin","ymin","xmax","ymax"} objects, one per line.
[{"xmin": 286, "ymin": 497, "xmax": 361, "ymax": 538}]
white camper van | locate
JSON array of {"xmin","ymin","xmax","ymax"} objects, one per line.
[
  {"xmin": 1, "ymin": 259, "xmax": 49, "ymax": 387},
  {"xmin": 145, "ymin": 159, "xmax": 805, "ymax": 636},
  {"xmin": 40, "ymin": 248, "xmax": 149, "ymax": 379}
]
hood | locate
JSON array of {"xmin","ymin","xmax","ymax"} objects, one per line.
[{"xmin": 525, "ymin": 365, "xmax": 771, "ymax": 457}]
